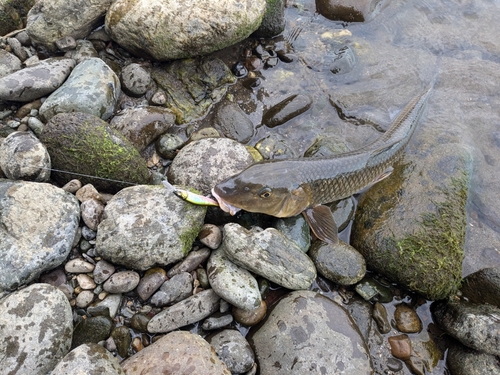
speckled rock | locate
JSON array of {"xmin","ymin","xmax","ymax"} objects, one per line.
[
  {"xmin": 40, "ymin": 112, "xmax": 149, "ymax": 192},
  {"xmin": 213, "ymin": 102, "xmax": 255, "ymax": 143},
  {"xmin": 207, "ymin": 248, "xmax": 262, "ymax": 311},
  {"xmin": 446, "ymin": 341, "xmax": 500, "ymax": 375},
  {"xmin": 105, "ymin": 0, "xmax": 266, "ymax": 61},
  {"xmin": 0, "ymin": 131, "xmax": 51, "ymax": 181},
  {"xmin": 96, "ymin": 185, "xmax": 206, "ymax": 270},
  {"xmin": 136, "ymin": 267, "xmax": 168, "ymax": 301},
  {"xmin": 147, "ymin": 289, "xmax": 220, "ymax": 333},
  {"xmin": 93, "ymin": 259, "xmax": 115, "ymax": 284},
  {"xmin": 72, "ymin": 315, "xmax": 113, "ymax": 349},
  {"xmin": 0, "ymin": 57, "xmax": 75, "ymax": 102},
  {"xmin": 460, "ymin": 266, "xmax": 500, "ymax": 308},
  {"xmin": 207, "ymin": 329, "xmax": 255, "ymax": 374},
  {"xmin": 0, "ymin": 0, "xmax": 36, "ymax": 36},
  {"xmin": 103, "ymin": 270, "xmax": 140, "ymax": 293},
  {"xmin": 0, "ymin": 284, "xmax": 73, "ymax": 374},
  {"xmin": 51, "ymin": 343, "xmax": 125, "ymax": 375},
  {"xmin": 150, "ymin": 272, "xmax": 193, "ymax": 307},
  {"xmin": 0, "ymin": 180, "xmax": 80, "ymax": 295},
  {"xmin": 167, "ymin": 247, "xmax": 211, "ymax": 277},
  {"xmin": 121, "ymin": 63, "xmax": 151, "ymax": 96},
  {"xmin": 26, "ymin": 0, "xmax": 113, "ymax": 52},
  {"xmin": 168, "ymin": 137, "xmax": 254, "ymax": 195},
  {"xmin": 273, "ymin": 215, "xmax": 311, "ymax": 252},
  {"xmin": 315, "ymin": 0, "xmax": 384, "ymax": 22},
  {"xmin": 39, "ymin": 58, "xmax": 120, "ymax": 121},
  {"xmin": 0, "ymin": 49, "xmax": 22, "ymax": 79},
  {"xmin": 64, "ymin": 39, "xmax": 99, "ymax": 64},
  {"xmin": 222, "ymin": 223, "xmax": 316, "ymax": 290},
  {"xmin": 109, "ymin": 106, "xmax": 175, "ymax": 152},
  {"xmin": 80, "ymin": 198, "xmax": 104, "ymax": 231},
  {"xmin": 121, "ymin": 331, "xmax": 231, "ymax": 374},
  {"xmin": 249, "ymin": 290, "xmax": 373, "ymax": 374},
  {"xmin": 65, "ymin": 258, "xmax": 95, "ymax": 273}
]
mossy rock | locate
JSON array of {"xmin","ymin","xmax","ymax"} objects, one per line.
[
  {"xmin": 351, "ymin": 143, "xmax": 472, "ymax": 300},
  {"xmin": 0, "ymin": 0, "xmax": 36, "ymax": 36},
  {"xmin": 40, "ymin": 112, "xmax": 150, "ymax": 193}
]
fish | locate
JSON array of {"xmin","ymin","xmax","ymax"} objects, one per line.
[{"xmin": 211, "ymin": 86, "xmax": 433, "ymax": 244}]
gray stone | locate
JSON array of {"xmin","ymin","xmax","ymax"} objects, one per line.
[
  {"xmin": 26, "ymin": 0, "xmax": 113, "ymax": 52},
  {"xmin": 103, "ymin": 270, "xmax": 140, "ymax": 293},
  {"xmin": 7, "ymin": 37, "xmax": 28, "ymax": 61},
  {"xmin": 168, "ymin": 137, "xmax": 254, "ymax": 195},
  {"xmin": 273, "ymin": 215, "xmax": 311, "ymax": 252},
  {"xmin": 222, "ymin": 223, "xmax": 316, "ymax": 290},
  {"xmin": 64, "ymin": 39, "xmax": 99, "ymax": 63},
  {"xmin": 432, "ymin": 301, "xmax": 500, "ymax": 356},
  {"xmin": 96, "ymin": 185, "xmax": 206, "ymax": 270},
  {"xmin": 80, "ymin": 198, "xmax": 104, "ymax": 231},
  {"xmin": 213, "ymin": 102, "xmax": 255, "ymax": 143},
  {"xmin": 202, "ymin": 314, "xmax": 233, "ymax": 330},
  {"xmin": 147, "ymin": 289, "xmax": 220, "ymax": 333},
  {"xmin": 0, "ymin": 284, "xmax": 73, "ymax": 374},
  {"xmin": 207, "ymin": 248, "xmax": 262, "ymax": 311},
  {"xmin": 93, "ymin": 259, "xmax": 115, "ymax": 284},
  {"xmin": 446, "ymin": 341, "xmax": 500, "ymax": 375},
  {"xmin": 121, "ymin": 63, "xmax": 151, "ymax": 96},
  {"xmin": 155, "ymin": 133, "xmax": 184, "ymax": 159},
  {"xmin": 77, "ymin": 274, "xmax": 97, "ymax": 290},
  {"xmin": 0, "ymin": 50, "xmax": 21, "ymax": 79},
  {"xmin": 460, "ymin": 266, "xmax": 500, "ymax": 308},
  {"xmin": 150, "ymin": 272, "xmax": 193, "ymax": 307},
  {"xmin": 249, "ymin": 290, "xmax": 373, "ymax": 374},
  {"xmin": 136, "ymin": 267, "xmax": 167, "ymax": 301},
  {"xmin": 0, "ymin": 131, "xmax": 51, "ymax": 181},
  {"xmin": 109, "ymin": 106, "xmax": 175, "ymax": 152},
  {"xmin": 207, "ymin": 329, "xmax": 255, "ymax": 374},
  {"xmin": 51, "ymin": 343, "xmax": 125, "ymax": 375},
  {"xmin": 105, "ymin": 0, "xmax": 266, "ymax": 61},
  {"xmin": 76, "ymin": 290, "xmax": 95, "ymax": 308},
  {"xmin": 0, "ymin": 57, "xmax": 75, "ymax": 102},
  {"xmin": 121, "ymin": 331, "xmax": 230, "ymax": 374},
  {"xmin": 308, "ymin": 240, "xmax": 366, "ymax": 285},
  {"xmin": 0, "ymin": 181, "xmax": 80, "ymax": 295},
  {"xmin": 39, "ymin": 58, "xmax": 120, "ymax": 121},
  {"xmin": 91, "ymin": 293, "xmax": 122, "ymax": 319},
  {"xmin": 167, "ymin": 247, "xmax": 211, "ymax": 278}
]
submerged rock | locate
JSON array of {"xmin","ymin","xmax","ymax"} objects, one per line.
[
  {"xmin": 248, "ymin": 290, "xmax": 373, "ymax": 374},
  {"xmin": 351, "ymin": 143, "xmax": 472, "ymax": 300},
  {"xmin": 460, "ymin": 266, "xmax": 500, "ymax": 308},
  {"xmin": 262, "ymin": 94, "xmax": 313, "ymax": 128},
  {"xmin": 105, "ymin": 0, "xmax": 266, "ymax": 61},
  {"xmin": 315, "ymin": 0, "xmax": 385, "ymax": 22}
]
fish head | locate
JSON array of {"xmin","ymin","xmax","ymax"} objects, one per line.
[{"xmin": 212, "ymin": 162, "xmax": 311, "ymax": 218}]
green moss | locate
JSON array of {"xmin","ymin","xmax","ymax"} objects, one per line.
[{"xmin": 384, "ymin": 173, "xmax": 469, "ymax": 300}]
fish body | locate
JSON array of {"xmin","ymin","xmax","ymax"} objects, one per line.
[{"xmin": 212, "ymin": 87, "xmax": 433, "ymax": 243}]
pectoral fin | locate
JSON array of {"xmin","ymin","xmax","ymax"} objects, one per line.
[{"xmin": 302, "ymin": 205, "xmax": 339, "ymax": 244}]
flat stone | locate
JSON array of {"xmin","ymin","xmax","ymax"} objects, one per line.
[{"xmin": 150, "ymin": 272, "xmax": 193, "ymax": 307}]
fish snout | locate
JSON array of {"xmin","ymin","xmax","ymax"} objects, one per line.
[{"xmin": 211, "ymin": 187, "xmax": 241, "ymax": 216}]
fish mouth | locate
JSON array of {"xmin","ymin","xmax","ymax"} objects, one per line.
[{"xmin": 211, "ymin": 188, "xmax": 241, "ymax": 216}]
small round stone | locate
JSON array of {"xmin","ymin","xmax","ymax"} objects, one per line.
[
  {"xmin": 77, "ymin": 274, "xmax": 97, "ymax": 290},
  {"xmin": 394, "ymin": 304, "xmax": 422, "ymax": 333},
  {"xmin": 61, "ymin": 179, "xmax": 82, "ymax": 193},
  {"xmin": 388, "ymin": 334, "xmax": 412, "ymax": 361},
  {"xmin": 233, "ymin": 300, "xmax": 267, "ymax": 326},
  {"xmin": 65, "ymin": 258, "xmax": 95, "ymax": 273},
  {"xmin": 81, "ymin": 198, "xmax": 105, "ymax": 231},
  {"xmin": 103, "ymin": 270, "xmax": 141, "ymax": 293},
  {"xmin": 93, "ymin": 260, "xmax": 116, "ymax": 284},
  {"xmin": 198, "ymin": 224, "xmax": 222, "ymax": 249},
  {"xmin": 136, "ymin": 267, "xmax": 168, "ymax": 301},
  {"xmin": 76, "ymin": 290, "xmax": 95, "ymax": 308}
]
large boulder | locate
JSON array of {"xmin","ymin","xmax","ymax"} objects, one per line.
[{"xmin": 105, "ymin": 0, "xmax": 266, "ymax": 61}]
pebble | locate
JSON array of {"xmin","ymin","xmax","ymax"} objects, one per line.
[
  {"xmin": 76, "ymin": 274, "xmax": 97, "ymax": 289},
  {"xmin": 40, "ymin": 267, "xmax": 67, "ymax": 287},
  {"xmin": 72, "ymin": 315, "xmax": 113, "ymax": 348},
  {"xmin": 132, "ymin": 337, "xmax": 144, "ymax": 353},
  {"xmin": 103, "ymin": 270, "xmax": 141, "ymax": 293},
  {"xmin": 207, "ymin": 329, "xmax": 255, "ymax": 374},
  {"xmin": 388, "ymin": 334, "xmax": 412, "ymax": 360},
  {"xmin": 76, "ymin": 290, "xmax": 95, "ymax": 308},
  {"xmin": 167, "ymin": 248, "xmax": 211, "ymax": 278},
  {"xmin": 55, "ymin": 36, "xmax": 77, "ymax": 52},
  {"xmin": 64, "ymin": 40, "xmax": 99, "ymax": 63},
  {"xmin": 155, "ymin": 133, "xmax": 184, "ymax": 159},
  {"xmin": 213, "ymin": 102, "xmax": 255, "ymax": 143},
  {"xmin": 75, "ymin": 183, "xmax": 103, "ymax": 203},
  {"xmin": 61, "ymin": 179, "xmax": 82, "ymax": 193},
  {"xmin": 394, "ymin": 303, "xmax": 422, "ymax": 333},
  {"xmin": 7, "ymin": 37, "xmax": 28, "ymax": 61},
  {"xmin": 111, "ymin": 326, "xmax": 132, "ymax": 358},
  {"xmin": 65, "ymin": 258, "xmax": 95, "ymax": 273},
  {"xmin": 121, "ymin": 63, "xmax": 151, "ymax": 96},
  {"xmin": 150, "ymin": 272, "xmax": 193, "ymax": 307},
  {"xmin": 147, "ymin": 289, "xmax": 220, "ymax": 333},
  {"xmin": 202, "ymin": 313, "xmax": 233, "ymax": 330},
  {"xmin": 372, "ymin": 302, "xmax": 391, "ymax": 334},
  {"xmin": 232, "ymin": 300, "xmax": 267, "ymax": 326},
  {"xmin": 197, "ymin": 224, "xmax": 222, "ymax": 249},
  {"xmin": 92, "ymin": 293, "xmax": 122, "ymax": 319},
  {"xmin": 93, "ymin": 260, "xmax": 116, "ymax": 284},
  {"xmin": 130, "ymin": 313, "xmax": 151, "ymax": 333},
  {"xmin": 80, "ymin": 198, "xmax": 105, "ymax": 231},
  {"xmin": 81, "ymin": 226, "xmax": 97, "ymax": 241},
  {"xmin": 136, "ymin": 267, "xmax": 168, "ymax": 301},
  {"xmin": 0, "ymin": 49, "xmax": 21, "ymax": 79}
]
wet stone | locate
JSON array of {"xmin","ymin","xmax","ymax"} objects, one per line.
[
  {"xmin": 121, "ymin": 63, "xmax": 151, "ymax": 97},
  {"xmin": 103, "ymin": 270, "xmax": 140, "ymax": 294},
  {"xmin": 197, "ymin": 224, "xmax": 222, "ymax": 250},
  {"xmin": 80, "ymin": 198, "xmax": 104, "ymax": 231},
  {"xmin": 233, "ymin": 300, "xmax": 267, "ymax": 326},
  {"xmin": 147, "ymin": 289, "xmax": 220, "ymax": 333},
  {"xmin": 71, "ymin": 315, "xmax": 114, "ymax": 349},
  {"xmin": 388, "ymin": 334, "xmax": 412, "ymax": 361},
  {"xmin": 131, "ymin": 313, "xmax": 151, "ymax": 333},
  {"xmin": 446, "ymin": 341, "xmax": 500, "ymax": 375},
  {"xmin": 155, "ymin": 133, "xmax": 184, "ymax": 159},
  {"xmin": 136, "ymin": 267, "xmax": 168, "ymax": 301},
  {"xmin": 202, "ymin": 314, "xmax": 233, "ymax": 330},
  {"xmin": 394, "ymin": 304, "xmax": 422, "ymax": 333},
  {"xmin": 460, "ymin": 266, "xmax": 500, "ymax": 308},
  {"xmin": 355, "ymin": 276, "xmax": 393, "ymax": 303},
  {"xmin": 150, "ymin": 272, "xmax": 193, "ymax": 307},
  {"xmin": 308, "ymin": 240, "xmax": 366, "ymax": 285},
  {"xmin": 213, "ymin": 102, "xmax": 255, "ymax": 143},
  {"xmin": 273, "ymin": 215, "xmax": 311, "ymax": 252},
  {"xmin": 91, "ymin": 294, "xmax": 122, "ymax": 319},
  {"xmin": 111, "ymin": 326, "xmax": 132, "ymax": 358},
  {"xmin": 262, "ymin": 94, "xmax": 313, "ymax": 127},
  {"xmin": 372, "ymin": 302, "xmax": 391, "ymax": 334},
  {"xmin": 167, "ymin": 248, "xmax": 211, "ymax": 278},
  {"xmin": 255, "ymin": 133, "xmax": 297, "ymax": 159},
  {"xmin": 207, "ymin": 329, "xmax": 255, "ymax": 374}
]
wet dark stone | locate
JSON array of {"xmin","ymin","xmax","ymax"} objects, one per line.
[
  {"xmin": 394, "ymin": 304, "xmax": 422, "ymax": 333},
  {"xmin": 111, "ymin": 326, "xmax": 132, "ymax": 358},
  {"xmin": 372, "ymin": 302, "xmax": 391, "ymax": 334},
  {"xmin": 446, "ymin": 340, "xmax": 500, "ymax": 375},
  {"xmin": 231, "ymin": 61, "xmax": 248, "ymax": 77},
  {"xmin": 72, "ymin": 315, "xmax": 113, "ymax": 349},
  {"xmin": 262, "ymin": 94, "xmax": 313, "ymax": 128},
  {"xmin": 388, "ymin": 334, "xmax": 411, "ymax": 361},
  {"xmin": 213, "ymin": 102, "xmax": 255, "ymax": 143},
  {"xmin": 460, "ymin": 266, "xmax": 500, "ymax": 308},
  {"xmin": 316, "ymin": 0, "xmax": 370, "ymax": 22},
  {"xmin": 130, "ymin": 313, "xmax": 151, "ymax": 333}
]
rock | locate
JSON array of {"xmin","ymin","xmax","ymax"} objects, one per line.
[
  {"xmin": 96, "ymin": 185, "xmax": 206, "ymax": 270},
  {"xmin": 0, "ymin": 180, "xmax": 80, "ymax": 295},
  {"xmin": 121, "ymin": 331, "xmax": 231, "ymax": 374},
  {"xmin": 72, "ymin": 315, "xmax": 113, "ymax": 349},
  {"xmin": 76, "ymin": 290, "xmax": 95, "ymax": 308},
  {"xmin": 394, "ymin": 304, "xmax": 422, "ymax": 333},
  {"xmin": 80, "ymin": 198, "xmax": 104, "ymax": 231},
  {"xmin": 147, "ymin": 289, "xmax": 220, "ymax": 333},
  {"xmin": 248, "ymin": 290, "xmax": 373, "ymax": 374},
  {"xmin": 273, "ymin": 215, "xmax": 311, "ymax": 252},
  {"xmin": 202, "ymin": 314, "xmax": 233, "ymax": 330},
  {"xmin": 40, "ymin": 267, "xmax": 67, "ymax": 287},
  {"xmin": 0, "ymin": 284, "xmax": 73, "ymax": 374},
  {"xmin": 315, "ymin": 0, "xmax": 383, "ymax": 22},
  {"xmin": 207, "ymin": 329, "xmax": 255, "ymax": 373},
  {"xmin": 213, "ymin": 102, "xmax": 255, "ymax": 143},
  {"xmin": 51, "ymin": 343, "xmax": 125, "ymax": 375},
  {"xmin": 446, "ymin": 341, "xmax": 500, "ymax": 375},
  {"xmin": 222, "ymin": 223, "xmax": 316, "ymax": 290},
  {"xmin": 262, "ymin": 94, "xmax": 313, "ymax": 127},
  {"xmin": 130, "ymin": 313, "xmax": 150, "ymax": 333},
  {"xmin": 136, "ymin": 267, "xmax": 168, "ymax": 301},
  {"xmin": 93, "ymin": 259, "xmax": 115, "ymax": 284},
  {"xmin": 155, "ymin": 133, "xmax": 184, "ymax": 159},
  {"xmin": 121, "ymin": 63, "xmax": 151, "ymax": 96},
  {"xmin": 351, "ymin": 144, "xmax": 472, "ymax": 300},
  {"xmin": 254, "ymin": 0, "xmax": 286, "ymax": 38},
  {"xmin": 197, "ymin": 224, "xmax": 222, "ymax": 250},
  {"xmin": 309, "ymin": 240, "xmax": 366, "ymax": 285},
  {"xmin": 0, "ymin": 49, "xmax": 21, "ymax": 79},
  {"xmin": 304, "ymin": 135, "xmax": 350, "ymax": 158},
  {"xmin": 150, "ymin": 272, "xmax": 193, "ymax": 307},
  {"xmin": 91, "ymin": 293, "xmax": 122, "ymax": 319},
  {"xmin": 55, "ymin": 35, "xmax": 77, "ymax": 52},
  {"xmin": 388, "ymin": 334, "xmax": 412, "ymax": 361},
  {"xmin": 255, "ymin": 133, "xmax": 297, "ymax": 159},
  {"xmin": 64, "ymin": 39, "xmax": 99, "ymax": 63},
  {"xmin": 0, "ymin": 0, "xmax": 36, "ymax": 37},
  {"xmin": 103, "ymin": 270, "xmax": 140, "ymax": 293},
  {"xmin": 330, "ymin": 45, "xmax": 357, "ymax": 74},
  {"xmin": 7, "ymin": 37, "xmax": 28, "ymax": 61},
  {"xmin": 110, "ymin": 326, "xmax": 131, "ymax": 358},
  {"xmin": 168, "ymin": 137, "xmax": 254, "ymax": 195},
  {"xmin": 207, "ymin": 248, "xmax": 262, "ymax": 311},
  {"xmin": 167, "ymin": 248, "xmax": 211, "ymax": 277},
  {"xmin": 431, "ymin": 300, "xmax": 500, "ymax": 356},
  {"xmin": 77, "ymin": 274, "xmax": 97, "ymax": 290},
  {"xmin": 233, "ymin": 300, "xmax": 267, "ymax": 326},
  {"xmin": 0, "ymin": 131, "xmax": 51, "ymax": 181},
  {"xmin": 0, "ymin": 57, "xmax": 75, "ymax": 102},
  {"xmin": 75, "ymin": 183, "xmax": 103, "ymax": 203},
  {"xmin": 109, "ymin": 106, "xmax": 175, "ymax": 152},
  {"xmin": 151, "ymin": 57, "xmax": 236, "ymax": 124},
  {"xmin": 40, "ymin": 112, "xmax": 149, "ymax": 192},
  {"xmin": 105, "ymin": 0, "xmax": 266, "ymax": 61},
  {"xmin": 39, "ymin": 58, "xmax": 120, "ymax": 121},
  {"xmin": 372, "ymin": 302, "xmax": 391, "ymax": 334},
  {"xmin": 460, "ymin": 266, "xmax": 500, "ymax": 308},
  {"xmin": 26, "ymin": 0, "xmax": 112, "ymax": 52}
]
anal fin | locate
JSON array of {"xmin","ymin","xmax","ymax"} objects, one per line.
[{"xmin": 302, "ymin": 205, "xmax": 339, "ymax": 244}]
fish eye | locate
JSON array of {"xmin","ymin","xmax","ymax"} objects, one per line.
[{"xmin": 258, "ymin": 187, "xmax": 272, "ymax": 198}]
